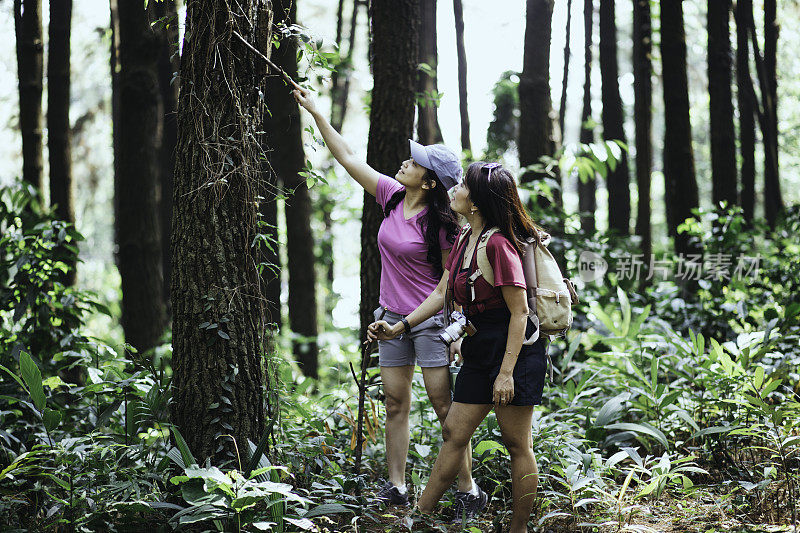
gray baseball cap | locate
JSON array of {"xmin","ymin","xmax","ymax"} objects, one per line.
[{"xmin": 409, "ymin": 139, "xmax": 463, "ymax": 190}]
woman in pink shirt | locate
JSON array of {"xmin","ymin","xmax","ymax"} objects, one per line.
[
  {"xmin": 293, "ymin": 88, "xmax": 480, "ymax": 512},
  {"xmin": 369, "ymin": 162, "xmax": 549, "ymax": 532}
]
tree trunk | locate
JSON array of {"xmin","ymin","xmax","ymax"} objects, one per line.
[
  {"xmin": 599, "ymin": 0, "xmax": 630, "ymax": 235},
  {"xmin": 736, "ymin": 0, "xmax": 755, "ymax": 223},
  {"xmin": 707, "ymin": 0, "xmax": 737, "ymax": 209},
  {"xmin": 171, "ymin": 0, "xmax": 273, "ymax": 464},
  {"xmin": 558, "ymin": 0, "xmax": 573, "ymax": 142},
  {"xmin": 151, "ymin": 0, "xmax": 180, "ymax": 315},
  {"xmin": 453, "ymin": 0, "xmax": 470, "ymax": 154},
  {"xmin": 331, "ymin": 0, "xmax": 361, "ymax": 132},
  {"xmin": 519, "ymin": 0, "xmax": 558, "ymax": 203},
  {"xmin": 578, "ymin": 0, "xmax": 595, "ymax": 235},
  {"xmin": 363, "ymin": 0, "xmax": 419, "ymax": 339},
  {"xmin": 633, "ymin": 0, "xmax": 652, "ymax": 284},
  {"xmin": 660, "ymin": 0, "xmax": 699, "ymax": 256},
  {"xmin": 267, "ymin": 0, "xmax": 319, "ymax": 379},
  {"xmin": 14, "ymin": 0, "xmax": 44, "ymax": 192},
  {"xmin": 416, "ymin": 0, "xmax": 443, "ymax": 145},
  {"xmin": 47, "ymin": 0, "xmax": 76, "ymax": 286},
  {"xmin": 115, "ymin": 0, "xmax": 167, "ymax": 352},
  {"xmin": 763, "ymin": 0, "xmax": 782, "ymax": 228}
]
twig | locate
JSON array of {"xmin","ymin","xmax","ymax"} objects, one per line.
[
  {"xmin": 231, "ymin": 30, "xmax": 303, "ymax": 91},
  {"xmin": 354, "ymin": 308, "xmax": 387, "ymax": 484}
]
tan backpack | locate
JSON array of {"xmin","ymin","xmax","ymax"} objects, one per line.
[{"xmin": 453, "ymin": 224, "xmax": 579, "ymax": 344}]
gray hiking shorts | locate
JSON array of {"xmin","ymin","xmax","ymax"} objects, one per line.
[{"xmin": 374, "ymin": 307, "xmax": 449, "ymax": 368}]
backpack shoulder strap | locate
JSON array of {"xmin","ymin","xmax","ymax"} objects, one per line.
[{"xmin": 475, "ymin": 227, "xmax": 501, "ymax": 286}]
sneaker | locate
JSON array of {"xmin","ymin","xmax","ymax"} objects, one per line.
[
  {"xmin": 376, "ymin": 481, "xmax": 410, "ymax": 506},
  {"xmin": 451, "ymin": 485, "xmax": 488, "ymax": 523}
]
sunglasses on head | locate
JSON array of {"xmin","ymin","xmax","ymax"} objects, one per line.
[{"xmin": 484, "ymin": 162, "xmax": 502, "ymax": 182}]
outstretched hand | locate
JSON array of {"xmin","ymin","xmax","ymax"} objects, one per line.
[
  {"xmin": 293, "ymin": 88, "xmax": 317, "ymax": 115},
  {"xmin": 366, "ymin": 320, "xmax": 398, "ymax": 342}
]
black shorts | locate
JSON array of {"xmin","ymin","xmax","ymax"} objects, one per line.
[{"xmin": 453, "ymin": 308, "xmax": 547, "ymax": 406}]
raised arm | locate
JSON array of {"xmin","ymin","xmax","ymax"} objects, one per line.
[{"xmin": 293, "ymin": 88, "xmax": 382, "ymax": 196}]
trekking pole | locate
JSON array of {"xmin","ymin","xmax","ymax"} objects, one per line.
[{"xmin": 350, "ymin": 307, "xmax": 387, "ymax": 484}]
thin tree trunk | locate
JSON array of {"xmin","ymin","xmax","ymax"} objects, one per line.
[
  {"xmin": 708, "ymin": 0, "xmax": 738, "ymax": 208},
  {"xmin": 171, "ymin": 0, "xmax": 273, "ymax": 464},
  {"xmin": 600, "ymin": 0, "xmax": 630, "ymax": 235},
  {"xmin": 115, "ymin": 0, "xmax": 167, "ymax": 352},
  {"xmin": 558, "ymin": 0, "xmax": 573, "ymax": 142},
  {"xmin": 363, "ymin": 0, "xmax": 419, "ymax": 339},
  {"xmin": 633, "ymin": 0, "xmax": 652, "ymax": 285},
  {"xmin": 14, "ymin": 0, "xmax": 44, "ymax": 192},
  {"xmin": 331, "ymin": 0, "xmax": 361, "ymax": 132},
  {"xmin": 416, "ymin": 0, "xmax": 443, "ymax": 144},
  {"xmin": 660, "ymin": 0, "xmax": 699, "ymax": 256},
  {"xmin": 151, "ymin": 0, "xmax": 180, "ymax": 315},
  {"xmin": 519, "ymin": 0, "xmax": 559, "ymax": 204},
  {"xmin": 579, "ymin": 0, "xmax": 595, "ymax": 235},
  {"xmin": 763, "ymin": 0, "xmax": 782, "ymax": 228},
  {"xmin": 267, "ymin": 0, "xmax": 319, "ymax": 379},
  {"xmin": 47, "ymin": 0, "xmax": 76, "ymax": 285},
  {"xmin": 453, "ymin": 0, "xmax": 470, "ymax": 154},
  {"xmin": 736, "ymin": 0, "xmax": 755, "ymax": 223}
]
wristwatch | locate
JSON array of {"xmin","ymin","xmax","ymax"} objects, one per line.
[{"xmin": 401, "ymin": 317, "xmax": 411, "ymax": 334}]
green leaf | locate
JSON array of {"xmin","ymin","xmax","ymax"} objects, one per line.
[
  {"xmin": 474, "ymin": 439, "xmax": 506, "ymax": 455},
  {"xmin": 303, "ymin": 503, "xmax": 352, "ymax": 518},
  {"xmin": 172, "ymin": 427, "xmax": 197, "ymax": 468},
  {"xmin": 42, "ymin": 376, "xmax": 66, "ymax": 389},
  {"xmin": 0, "ymin": 363, "xmax": 28, "ymax": 393},
  {"xmin": 753, "ymin": 366, "xmax": 764, "ymax": 390},
  {"xmin": 20, "ymin": 352, "xmax": 45, "ymax": 411},
  {"xmin": 43, "ymin": 407, "xmax": 61, "ymax": 432},
  {"xmin": 595, "ymin": 392, "xmax": 628, "ymax": 426},
  {"xmin": 606, "ymin": 422, "xmax": 669, "ymax": 449}
]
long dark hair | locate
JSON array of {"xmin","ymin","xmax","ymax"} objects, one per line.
[
  {"xmin": 384, "ymin": 170, "xmax": 460, "ymax": 276},
  {"xmin": 464, "ymin": 161, "xmax": 545, "ymax": 253}
]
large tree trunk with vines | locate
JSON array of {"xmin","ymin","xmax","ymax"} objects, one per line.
[
  {"xmin": 578, "ymin": 0, "xmax": 595, "ymax": 235},
  {"xmin": 47, "ymin": 0, "xmax": 75, "ymax": 285},
  {"xmin": 115, "ymin": 0, "xmax": 167, "ymax": 352},
  {"xmin": 171, "ymin": 0, "xmax": 273, "ymax": 464},
  {"xmin": 267, "ymin": 0, "xmax": 319, "ymax": 378},
  {"xmin": 600, "ymin": 0, "xmax": 629, "ymax": 235},
  {"xmin": 708, "ymin": 0, "xmax": 737, "ymax": 208},
  {"xmin": 151, "ymin": 0, "xmax": 180, "ymax": 315},
  {"xmin": 416, "ymin": 0, "xmax": 443, "ymax": 145},
  {"xmin": 660, "ymin": 0, "xmax": 699, "ymax": 256},
  {"xmin": 453, "ymin": 0, "xmax": 470, "ymax": 154},
  {"xmin": 362, "ymin": 0, "xmax": 419, "ymax": 339},
  {"xmin": 736, "ymin": 0, "xmax": 755, "ymax": 223},
  {"xmin": 519, "ymin": 0, "xmax": 558, "ymax": 205},
  {"xmin": 14, "ymin": 0, "xmax": 44, "ymax": 192},
  {"xmin": 633, "ymin": 0, "xmax": 652, "ymax": 285}
]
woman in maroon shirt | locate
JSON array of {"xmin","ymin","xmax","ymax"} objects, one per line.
[{"xmin": 369, "ymin": 162, "xmax": 548, "ymax": 532}]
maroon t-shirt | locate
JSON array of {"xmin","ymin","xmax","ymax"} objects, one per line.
[{"xmin": 444, "ymin": 228, "xmax": 527, "ymax": 313}]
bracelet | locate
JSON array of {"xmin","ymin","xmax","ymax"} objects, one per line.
[{"xmin": 401, "ymin": 317, "xmax": 411, "ymax": 333}]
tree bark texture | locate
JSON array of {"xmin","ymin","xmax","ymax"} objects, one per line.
[
  {"xmin": 416, "ymin": 0, "xmax": 443, "ymax": 145},
  {"xmin": 660, "ymin": 0, "xmax": 699, "ymax": 256},
  {"xmin": 171, "ymin": 0, "xmax": 273, "ymax": 464},
  {"xmin": 267, "ymin": 0, "xmax": 319, "ymax": 378},
  {"xmin": 558, "ymin": 0, "xmax": 573, "ymax": 142},
  {"xmin": 47, "ymin": 0, "xmax": 76, "ymax": 285},
  {"xmin": 633, "ymin": 0, "xmax": 652, "ymax": 281},
  {"xmin": 707, "ymin": 0, "xmax": 738, "ymax": 208},
  {"xmin": 519, "ymin": 0, "xmax": 558, "ymax": 194},
  {"xmin": 453, "ymin": 0, "xmax": 470, "ymax": 154},
  {"xmin": 363, "ymin": 0, "xmax": 419, "ymax": 339},
  {"xmin": 736, "ymin": 0, "xmax": 755, "ymax": 223},
  {"xmin": 151, "ymin": 0, "xmax": 180, "ymax": 315},
  {"xmin": 763, "ymin": 0, "xmax": 782, "ymax": 227},
  {"xmin": 578, "ymin": 0, "xmax": 595, "ymax": 235},
  {"xmin": 14, "ymin": 0, "xmax": 44, "ymax": 192},
  {"xmin": 115, "ymin": 0, "xmax": 167, "ymax": 352},
  {"xmin": 599, "ymin": 0, "xmax": 630, "ymax": 235}
]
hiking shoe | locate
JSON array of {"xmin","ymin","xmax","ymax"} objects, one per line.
[
  {"xmin": 451, "ymin": 485, "xmax": 488, "ymax": 523},
  {"xmin": 376, "ymin": 481, "xmax": 410, "ymax": 506}
]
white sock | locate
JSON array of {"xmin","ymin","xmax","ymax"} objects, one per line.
[
  {"xmin": 468, "ymin": 482, "xmax": 480, "ymax": 496},
  {"xmin": 395, "ymin": 483, "xmax": 407, "ymax": 494}
]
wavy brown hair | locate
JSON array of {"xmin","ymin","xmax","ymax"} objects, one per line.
[{"xmin": 464, "ymin": 161, "xmax": 545, "ymax": 253}]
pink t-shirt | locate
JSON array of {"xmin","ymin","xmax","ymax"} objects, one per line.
[
  {"xmin": 445, "ymin": 228, "xmax": 527, "ymax": 313},
  {"xmin": 376, "ymin": 175, "xmax": 454, "ymax": 315}
]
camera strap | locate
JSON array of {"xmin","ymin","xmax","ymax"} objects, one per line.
[{"xmin": 462, "ymin": 225, "xmax": 492, "ymax": 318}]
